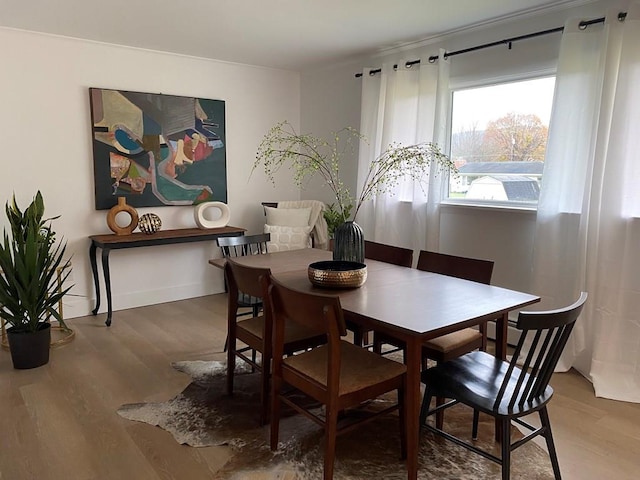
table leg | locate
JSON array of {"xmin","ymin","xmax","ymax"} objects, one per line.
[
  {"xmin": 495, "ymin": 312, "xmax": 508, "ymax": 360},
  {"xmin": 494, "ymin": 312, "xmax": 509, "ymax": 442},
  {"xmin": 404, "ymin": 336, "xmax": 422, "ymax": 480},
  {"xmin": 90, "ymin": 243, "xmax": 100, "ymax": 315},
  {"xmin": 101, "ymin": 247, "xmax": 113, "ymax": 327}
]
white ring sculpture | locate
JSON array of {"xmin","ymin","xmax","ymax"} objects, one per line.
[{"xmin": 194, "ymin": 202, "xmax": 230, "ymax": 229}]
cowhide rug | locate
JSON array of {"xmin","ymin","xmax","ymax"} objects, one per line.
[{"xmin": 117, "ymin": 360, "xmax": 555, "ymax": 479}]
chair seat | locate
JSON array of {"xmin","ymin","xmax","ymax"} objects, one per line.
[
  {"xmin": 375, "ymin": 328, "xmax": 483, "ymax": 363},
  {"xmin": 422, "ymin": 351, "xmax": 553, "ymax": 417},
  {"xmin": 423, "ymin": 328, "xmax": 483, "ymax": 361},
  {"xmin": 238, "ymin": 315, "xmax": 324, "ymax": 346},
  {"xmin": 284, "ymin": 340, "xmax": 407, "ymax": 397}
]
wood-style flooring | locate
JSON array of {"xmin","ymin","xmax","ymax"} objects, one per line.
[{"xmin": 1, "ymin": 294, "xmax": 638, "ymax": 479}]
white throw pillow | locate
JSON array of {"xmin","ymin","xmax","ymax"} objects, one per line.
[
  {"xmin": 264, "ymin": 206, "xmax": 312, "ymax": 227},
  {"xmin": 264, "ymin": 224, "xmax": 312, "ymax": 251}
]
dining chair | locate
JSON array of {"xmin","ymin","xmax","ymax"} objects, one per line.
[
  {"xmin": 217, "ymin": 233, "xmax": 270, "ymax": 351},
  {"xmin": 265, "ymin": 274, "xmax": 407, "ymax": 480},
  {"xmin": 224, "ymin": 258, "xmax": 326, "ymax": 425},
  {"xmin": 373, "ymin": 250, "xmax": 494, "ymax": 428},
  {"xmin": 419, "ymin": 292, "xmax": 587, "ymax": 480},
  {"xmin": 345, "ymin": 240, "xmax": 414, "ymax": 347}
]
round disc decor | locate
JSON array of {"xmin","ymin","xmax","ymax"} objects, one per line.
[
  {"xmin": 138, "ymin": 213, "xmax": 162, "ymax": 234},
  {"xmin": 194, "ymin": 202, "xmax": 230, "ymax": 229}
]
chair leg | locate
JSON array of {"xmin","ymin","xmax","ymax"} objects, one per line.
[
  {"xmin": 226, "ymin": 338, "xmax": 235, "ymax": 395},
  {"xmin": 259, "ymin": 354, "xmax": 270, "ymax": 426},
  {"xmin": 539, "ymin": 407, "xmax": 562, "ymax": 480},
  {"xmin": 435, "ymin": 396, "xmax": 445, "ymax": 429},
  {"xmin": 500, "ymin": 418, "xmax": 512, "ymax": 480},
  {"xmin": 372, "ymin": 332, "xmax": 383, "ymax": 354},
  {"xmin": 251, "ymin": 349, "xmax": 257, "ymax": 373},
  {"xmin": 324, "ymin": 406, "xmax": 339, "ymax": 480},
  {"xmin": 398, "ymin": 387, "xmax": 407, "ymax": 459},
  {"xmin": 270, "ymin": 377, "xmax": 282, "ymax": 451},
  {"xmin": 472, "ymin": 409, "xmax": 480, "ymax": 440},
  {"xmin": 419, "ymin": 388, "xmax": 433, "ymax": 427},
  {"xmin": 353, "ymin": 328, "xmax": 364, "ymax": 347}
]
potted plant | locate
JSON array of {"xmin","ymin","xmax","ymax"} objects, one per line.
[
  {"xmin": 253, "ymin": 121, "xmax": 456, "ymax": 259},
  {"xmin": 0, "ymin": 191, "xmax": 72, "ymax": 369}
]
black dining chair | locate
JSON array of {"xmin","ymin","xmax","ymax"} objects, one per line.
[
  {"xmin": 419, "ymin": 292, "xmax": 588, "ymax": 480},
  {"xmin": 217, "ymin": 233, "xmax": 270, "ymax": 352}
]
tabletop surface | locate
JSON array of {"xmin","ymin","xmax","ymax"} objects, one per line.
[{"xmin": 219, "ymin": 248, "xmax": 540, "ymax": 339}]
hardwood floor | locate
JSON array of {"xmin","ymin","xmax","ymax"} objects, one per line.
[{"xmin": 1, "ymin": 294, "xmax": 638, "ymax": 479}]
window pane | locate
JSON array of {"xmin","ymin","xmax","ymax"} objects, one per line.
[{"xmin": 449, "ymin": 77, "xmax": 555, "ymax": 205}]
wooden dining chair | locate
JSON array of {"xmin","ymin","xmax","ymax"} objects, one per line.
[
  {"xmin": 373, "ymin": 250, "xmax": 494, "ymax": 428},
  {"xmin": 224, "ymin": 258, "xmax": 325, "ymax": 425},
  {"xmin": 217, "ymin": 233, "xmax": 270, "ymax": 352},
  {"xmin": 265, "ymin": 274, "xmax": 407, "ymax": 480},
  {"xmin": 419, "ymin": 292, "xmax": 587, "ymax": 480},
  {"xmin": 345, "ymin": 240, "xmax": 414, "ymax": 347}
]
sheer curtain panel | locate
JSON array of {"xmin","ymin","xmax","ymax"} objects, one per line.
[
  {"xmin": 531, "ymin": 4, "xmax": 640, "ymax": 402},
  {"xmin": 357, "ymin": 51, "xmax": 451, "ymax": 253}
]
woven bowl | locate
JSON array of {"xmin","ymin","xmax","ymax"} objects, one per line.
[{"xmin": 307, "ymin": 260, "xmax": 367, "ymax": 289}]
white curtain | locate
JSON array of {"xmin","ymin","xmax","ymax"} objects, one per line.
[
  {"xmin": 531, "ymin": 4, "xmax": 640, "ymax": 402},
  {"xmin": 357, "ymin": 51, "xmax": 450, "ymax": 253}
]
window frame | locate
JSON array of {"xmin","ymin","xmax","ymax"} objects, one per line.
[{"xmin": 442, "ymin": 70, "xmax": 557, "ymax": 211}]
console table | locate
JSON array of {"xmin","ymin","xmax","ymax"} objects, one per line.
[{"xmin": 89, "ymin": 226, "xmax": 245, "ymax": 326}]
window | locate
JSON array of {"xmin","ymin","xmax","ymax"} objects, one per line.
[{"xmin": 447, "ymin": 77, "xmax": 555, "ymax": 207}]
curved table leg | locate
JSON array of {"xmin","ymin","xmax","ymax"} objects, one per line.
[
  {"xmin": 90, "ymin": 243, "xmax": 100, "ymax": 316},
  {"xmin": 101, "ymin": 247, "xmax": 113, "ymax": 326}
]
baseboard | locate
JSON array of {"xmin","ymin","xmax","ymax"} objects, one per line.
[{"xmin": 63, "ymin": 282, "xmax": 226, "ymax": 319}]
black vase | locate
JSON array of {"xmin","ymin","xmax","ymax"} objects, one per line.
[
  {"xmin": 333, "ymin": 221, "xmax": 365, "ymax": 263},
  {"xmin": 7, "ymin": 322, "xmax": 51, "ymax": 369}
]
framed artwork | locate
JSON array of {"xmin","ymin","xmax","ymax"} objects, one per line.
[{"xmin": 89, "ymin": 88, "xmax": 227, "ymax": 210}]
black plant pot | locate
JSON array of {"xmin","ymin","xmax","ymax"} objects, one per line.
[
  {"xmin": 7, "ymin": 322, "xmax": 51, "ymax": 369},
  {"xmin": 333, "ymin": 221, "xmax": 365, "ymax": 263}
]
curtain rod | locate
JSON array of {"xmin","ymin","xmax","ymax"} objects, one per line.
[{"xmin": 355, "ymin": 11, "xmax": 627, "ymax": 78}]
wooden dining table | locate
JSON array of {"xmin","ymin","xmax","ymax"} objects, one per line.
[{"xmin": 209, "ymin": 248, "xmax": 540, "ymax": 479}]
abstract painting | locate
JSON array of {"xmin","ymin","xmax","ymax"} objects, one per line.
[{"xmin": 89, "ymin": 88, "xmax": 227, "ymax": 210}]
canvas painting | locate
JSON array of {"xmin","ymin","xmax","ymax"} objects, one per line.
[{"xmin": 89, "ymin": 88, "xmax": 227, "ymax": 210}]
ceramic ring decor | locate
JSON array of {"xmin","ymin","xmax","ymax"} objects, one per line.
[
  {"xmin": 106, "ymin": 197, "xmax": 139, "ymax": 235},
  {"xmin": 194, "ymin": 201, "xmax": 230, "ymax": 229}
]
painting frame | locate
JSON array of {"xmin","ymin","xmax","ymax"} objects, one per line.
[{"xmin": 89, "ymin": 88, "xmax": 227, "ymax": 210}]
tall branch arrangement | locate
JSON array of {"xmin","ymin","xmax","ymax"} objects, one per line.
[{"xmin": 253, "ymin": 121, "xmax": 456, "ymax": 232}]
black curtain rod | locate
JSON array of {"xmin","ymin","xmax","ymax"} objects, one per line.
[{"xmin": 355, "ymin": 11, "xmax": 627, "ymax": 78}]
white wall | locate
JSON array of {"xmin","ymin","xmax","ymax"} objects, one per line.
[
  {"xmin": 300, "ymin": 0, "xmax": 620, "ymax": 292},
  {"xmin": 0, "ymin": 28, "xmax": 301, "ymax": 320}
]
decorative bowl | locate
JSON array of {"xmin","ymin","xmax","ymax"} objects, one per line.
[{"xmin": 307, "ymin": 260, "xmax": 367, "ymax": 289}]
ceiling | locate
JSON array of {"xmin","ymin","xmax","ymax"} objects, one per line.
[{"xmin": 0, "ymin": 0, "xmax": 594, "ymax": 71}]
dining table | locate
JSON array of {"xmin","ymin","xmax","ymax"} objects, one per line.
[{"xmin": 209, "ymin": 248, "xmax": 540, "ymax": 479}]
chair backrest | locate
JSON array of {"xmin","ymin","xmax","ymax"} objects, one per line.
[
  {"xmin": 417, "ymin": 250, "xmax": 494, "ymax": 285},
  {"xmin": 364, "ymin": 240, "xmax": 413, "ymax": 267},
  {"xmin": 217, "ymin": 233, "xmax": 270, "ymax": 258},
  {"xmin": 264, "ymin": 275, "xmax": 344, "ymax": 387},
  {"xmin": 497, "ymin": 292, "xmax": 588, "ymax": 409},
  {"xmin": 224, "ymin": 258, "xmax": 271, "ymax": 300}
]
